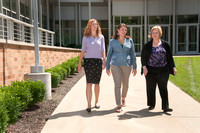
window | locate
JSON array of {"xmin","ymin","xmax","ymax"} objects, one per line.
[
  {"xmin": 149, "ymin": 16, "xmax": 170, "ymax": 24},
  {"xmin": 177, "ymin": 15, "xmax": 198, "ymax": 24},
  {"xmin": 115, "ymin": 16, "xmax": 120, "ymax": 25},
  {"xmin": 121, "ymin": 16, "xmax": 141, "ymax": 25}
]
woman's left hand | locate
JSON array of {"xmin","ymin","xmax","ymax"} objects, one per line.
[
  {"xmin": 132, "ymin": 69, "xmax": 137, "ymax": 76},
  {"xmin": 102, "ymin": 61, "xmax": 106, "ymax": 70}
]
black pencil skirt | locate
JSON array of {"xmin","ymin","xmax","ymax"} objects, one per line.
[{"xmin": 84, "ymin": 58, "xmax": 102, "ymax": 84}]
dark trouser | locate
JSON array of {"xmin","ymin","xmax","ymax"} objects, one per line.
[{"xmin": 145, "ymin": 69, "xmax": 169, "ymax": 110}]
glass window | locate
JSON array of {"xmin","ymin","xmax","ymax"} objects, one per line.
[
  {"xmin": 121, "ymin": 16, "xmax": 141, "ymax": 25},
  {"xmin": 115, "ymin": 16, "xmax": 120, "ymax": 25},
  {"xmin": 20, "ymin": 3, "xmax": 25, "ymax": 16},
  {"xmin": 99, "ymin": 20, "xmax": 108, "ymax": 28},
  {"xmin": 149, "ymin": 16, "xmax": 169, "ymax": 24},
  {"xmin": 3, "ymin": 0, "xmax": 10, "ymax": 9},
  {"xmin": 12, "ymin": 0, "xmax": 16, "ymax": 12},
  {"xmin": 177, "ymin": 15, "xmax": 198, "ymax": 24},
  {"xmin": 61, "ymin": 20, "xmax": 75, "ymax": 29},
  {"xmin": 42, "ymin": 15, "xmax": 47, "ymax": 29},
  {"xmin": 55, "ymin": 20, "xmax": 76, "ymax": 47},
  {"xmin": 81, "ymin": 20, "xmax": 88, "ymax": 29}
]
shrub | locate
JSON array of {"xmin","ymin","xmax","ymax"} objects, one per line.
[
  {"xmin": 61, "ymin": 62, "xmax": 71, "ymax": 77},
  {"xmin": 45, "ymin": 70, "xmax": 61, "ymax": 88},
  {"xmin": 45, "ymin": 55, "xmax": 81, "ymax": 88},
  {"xmin": 24, "ymin": 80, "xmax": 46, "ymax": 105},
  {"xmin": 66, "ymin": 60, "xmax": 77, "ymax": 75},
  {"xmin": 0, "ymin": 98, "xmax": 9, "ymax": 133},
  {"xmin": 51, "ymin": 66, "xmax": 66, "ymax": 80},
  {"xmin": 0, "ymin": 88, "xmax": 22, "ymax": 124},
  {"xmin": 6, "ymin": 81, "xmax": 33, "ymax": 110}
]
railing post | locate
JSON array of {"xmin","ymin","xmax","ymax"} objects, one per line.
[
  {"xmin": 46, "ymin": 32, "xmax": 48, "ymax": 45},
  {"xmin": 2, "ymin": 18, "xmax": 5, "ymax": 39},
  {"xmin": 8, "ymin": 20, "xmax": 13, "ymax": 41},
  {"xmin": 22, "ymin": 24, "xmax": 25, "ymax": 42},
  {"xmin": 38, "ymin": 30, "xmax": 41, "ymax": 45},
  {"xmin": 51, "ymin": 33, "xmax": 54, "ymax": 46},
  {"xmin": 31, "ymin": 27, "xmax": 34, "ymax": 43}
]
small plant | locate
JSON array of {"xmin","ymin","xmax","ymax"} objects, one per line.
[{"xmin": 0, "ymin": 98, "xmax": 9, "ymax": 133}]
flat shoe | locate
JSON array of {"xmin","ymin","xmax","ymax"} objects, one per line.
[
  {"xmin": 163, "ymin": 108, "xmax": 173, "ymax": 112},
  {"xmin": 86, "ymin": 108, "xmax": 91, "ymax": 112},
  {"xmin": 148, "ymin": 106, "xmax": 155, "ymax": 110},
  {"xmin": 116, "ymin": 106, "xmax": 122, "ymax": 113},
  {"xmin": 94, "ymin": 105, "xmax": 100, "ymax": 109}
]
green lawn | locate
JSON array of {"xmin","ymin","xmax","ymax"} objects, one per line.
[{"xmin": 169, "ymin": 56, "xmax": 200, "ymax": 102}]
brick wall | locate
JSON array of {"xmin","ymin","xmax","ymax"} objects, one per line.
[{"xmin": 0, "ymin": 43, "xmax": 81, "ymax": 86}]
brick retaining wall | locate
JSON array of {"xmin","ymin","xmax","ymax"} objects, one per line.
[{"xmin": 0, "ymin": 43, "xmax": 81, "ymax": 86}]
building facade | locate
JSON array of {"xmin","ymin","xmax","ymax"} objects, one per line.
[{"xmin": 0, "ymin": 0, "xmax": 200, "ymax": 55}]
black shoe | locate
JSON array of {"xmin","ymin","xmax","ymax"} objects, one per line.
[
  {"xmin": 163, "ymin": 108, "xmax": 173, "ymax": 112},
  {"xmin": 148, "ymin": 106, "xmax": 154, "ymax": 110},
  {"xmin": 86, "ymin": 108, "xmax": 91, "ymax": 112},
  {"xmin": 94, "ymin": 105, "xmax": 100, "ymax": 109}
]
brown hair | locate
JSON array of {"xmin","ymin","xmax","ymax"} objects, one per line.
[
  {"xmin": 149, "ymin": 25, "xmax": 163, "ymax": 38},
  {"xmin": 112, "ymin": 23, "xmax": 130, "ymax": 39},
  {"xmin": 84, "ymin": 19, "xmax": 102, "ymax": 38}
]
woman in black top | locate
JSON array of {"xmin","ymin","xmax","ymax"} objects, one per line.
[{"xmin": 141, "ymin": 25, "xmax": 177, "ymax": 112}]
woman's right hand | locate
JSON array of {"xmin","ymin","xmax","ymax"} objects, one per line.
[
  {"xmin": 78, "ymin": 64, "xmax": 82, "ymax": 73},
  {"xmin": 106, "ymin": 70, "xmax": 111, "ymax": 76},
  {"xmin": 143, "ymin": 66, "xmax": 148, "ymax": 76}
]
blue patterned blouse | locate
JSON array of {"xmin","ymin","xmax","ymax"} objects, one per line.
[{"xmin": 147, "ymin": 43, "xmax": 167, "ymax": 67}]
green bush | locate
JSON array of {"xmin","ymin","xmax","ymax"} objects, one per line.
[
  {"xmin": 0, "ymin": 88, "xmax": 22, "ymax": 124},
  {"xmin": 24, "ymin": 80, "xmax": 46, "ymax": 105},
  {"xmin": 6, "ymin": 81, "xmax": 33, "ymax": 110},
  {"xmin": 45, "ymin": 70, "xmax": 61, "ymax": 88},
  {"xmin": 66, "ymin": 60, "xmax": 77, "ymax": 75},
  {"xmin": 45, "ymin": 55, "xmax": 81, "ymax": 88},
  {"xmin": 0, "ymin": 99, "xmax": 9, "ymax": 133},
  {"xmin": 61, "ymin": 62, "xmax": 71, "ymax": 77},
  {"xmin": 51, "ymin": 66, "xmax": 66, "ymax": 80},
  {"xmin": 57, "ymin": 65, "xmax": 68, "ymax": 79}
]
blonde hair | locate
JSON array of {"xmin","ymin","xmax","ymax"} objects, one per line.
[
  {"xmin": 113, "ymin": 23, "xmax": 130, "ymax": 39},
  {"xmin": 149, "ymin": 25, "xmax": 163, "ymax": 38},
  {"xmin": 84, "ymin": 19, "xmax": 102, "ymax": 38}
]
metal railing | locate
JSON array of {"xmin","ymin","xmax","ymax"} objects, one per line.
[{"xmin": 0, "ymin": 13, "xmax": 54, "ymax": 46}]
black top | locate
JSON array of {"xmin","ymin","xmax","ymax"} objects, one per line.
[{"xmin": 141, "ymin": 39, "xmax": 175, "ymax": 75}]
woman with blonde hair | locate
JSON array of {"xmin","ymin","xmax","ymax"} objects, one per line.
[
  {"xmin": 78, "ymin": 19, "xmax": 106, "ymax": 112},
  {"xmin": 141, "ymin": 25, "xmax": 177, "ymax": 112}
]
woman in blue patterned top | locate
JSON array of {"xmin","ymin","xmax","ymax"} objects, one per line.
[
  {"xmin": 141, "ymin": 25, "xmax": 177, "ymax": 113},
  {"xmin": 106, "ymin": 23, "xmax": 137, "ymax": 113}
]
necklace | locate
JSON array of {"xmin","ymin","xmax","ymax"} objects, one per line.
[{"xmin": 153, "ymin": 40, "xmax": 161, "ymax": 47}]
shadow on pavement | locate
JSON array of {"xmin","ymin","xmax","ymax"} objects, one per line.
[
  {"xmin": 117, "ymin": 108, "xmax": 169, "ymax": 120},
  {"xmin": 48, "ymin": 108, "xmax": 116, "ymax": 120}
]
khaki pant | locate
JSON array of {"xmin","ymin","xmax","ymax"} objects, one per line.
[{"xmin": 111, "ymin": 65, "xmax": 132, "ymax": 105}]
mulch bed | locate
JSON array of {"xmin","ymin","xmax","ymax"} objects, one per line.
[{"xmin": 6, "ymin": 69, "xmax": 85, "ymax": 133}]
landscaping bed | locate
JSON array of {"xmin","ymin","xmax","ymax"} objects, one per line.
[{"xmin": 6, "ymin": 69, "xmax": 85, "ymax": 133}]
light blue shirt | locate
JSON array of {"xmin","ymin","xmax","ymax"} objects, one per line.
[
  {"xmin": 81, "ymin": 34, "xmax": 105, "ymax": 59},
  {"xmin": 106, "ymin": 38, "xmax": 137, "ymax": 70}
]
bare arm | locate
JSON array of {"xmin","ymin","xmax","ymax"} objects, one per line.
[
  {"xmin": 78, "ymin": 51, "xmax": 85, "ymax": 73},
  {"xmin": 101, "ymin": 51, "xmax": 106, "ymax": 70}
]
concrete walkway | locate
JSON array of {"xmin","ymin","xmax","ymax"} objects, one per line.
[{"xmin": 41, "ymin": 57, "xmax": 200, "ymax": 133}]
